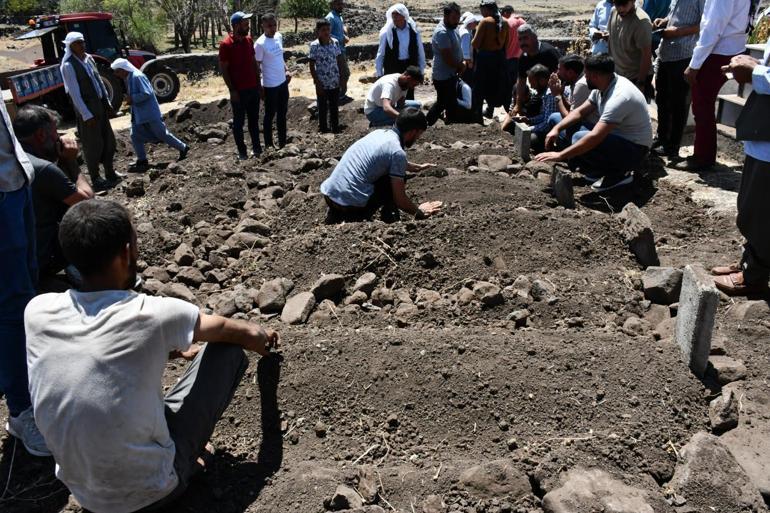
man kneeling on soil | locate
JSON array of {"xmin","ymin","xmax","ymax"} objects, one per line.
[
  {"xmin": 533, "ymin": 54, "xmax": 652, "ymax": 193},
  {"xmin": 364, "ymin": 66, "xmax": 424, "ymax": 127},
  {"xmin": 25, "ymin": 199, "xmax": 279, "ymax": 513},
  {"xmin": 320, "ymin": 108, "xmax": 442, "ymax": 223}
]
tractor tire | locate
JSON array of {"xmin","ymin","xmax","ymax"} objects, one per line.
[
  {"xmin": 146, "ymin": 65, "xmax": 180, "ymax": 103},
  {"xmin": 97, "ymin": 63, "xmax": 125, "ymax": 113}
]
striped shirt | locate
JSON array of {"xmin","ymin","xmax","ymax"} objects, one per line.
[
  {"xmin": 528, "ymin": 92, "xmax": 559, "ymax": 134},
  {"xmin": 657, "ymin": 0, "xmax": 706, "ymax": 63}
]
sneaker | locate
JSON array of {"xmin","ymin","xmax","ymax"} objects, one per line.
[
  {"xmin": 591, "ymin": 173, "xmax": 633, "ymax": 192},
  {"xmin": 6, "ymin": 407, "xmax": 51, "ymax": 457},
  {"xmin": 250, "ymin": 149, "xmax": 262, "ymax": 159},
  {"xmin": 128, "ymin": 159, "xmax": 149, "ymax": 173},
  {"xmin": 92, "ymin": 177, "xmax": 110, "ymax": 191},
  {"xmin": 237, "ymin": 152, "xmax": 249, "ymax": 161},
  {"xmin": 178, "ymin": 145, "xmax": 190, "ymax": 162},
  {"xmin": 105, "ymin": 172, "xmax": 126, "ymax": 186}
]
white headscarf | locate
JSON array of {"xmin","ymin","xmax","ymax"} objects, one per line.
[
  {"xmin": 110, "ymin": 58, "xmax": 140, "ymax": 74},
  {"xmin": 380, "ymin": 4, "xmax": 419, "ymax": 48},
  {"xmin": 60, "ymin": 31, "xmax": 85, "ymax": 93},
  {"xmin": 461, "ymin": 12, "xmax": 482, "ymax": 30}
]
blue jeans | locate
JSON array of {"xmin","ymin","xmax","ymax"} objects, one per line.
[
  {"xmin": 569, "ymin": 129, "xmax": 649, "ymax": 177},
  {"xmin": 232, "ymin": 87, "xmax": 261, "ymax": 155},
  {"xmin": 0, "ymin": 186, "xmax": 36, "ymax": 416},
  {"xmin": 366, "ymin": 100, "xmax": 421, "ymax": 127},
  {"xmin": 131, "ymin": 119, "xmax": 186, "ymax": 161},
  {"xmin": 545, "ymin": 113, "xmax": 593, "ymax": 150},
  {"xmin": 263, "ymin": 80, "xmax": 289, "ymax": 148}
]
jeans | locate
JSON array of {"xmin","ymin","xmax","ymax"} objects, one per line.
[
  {"xmin": 318, "ymin": 88, "xmax": 340, "ymax": 132},
  {"xmin": 131, "ymin": 119, "xmax": 186, "ymax": 161},
  {"xmin": 232, "ymin": 87, "xmax": 262, "ymax": 155},
  {"xmin": 263, "ymin": 81, "xmax": 289, "ymax": 148},
  {"xmin": 138, "ymin": 343, "xmax": 248, "ymax": 511},
  {"xmin": 472, "ymin": 49, "xmax": 506, "ymax": 119},
  {"xmin": 0, "ymin": 186, "xmax": 36, "ymax": 416},
  {"xmin": 536, "ymin": 113, "xmax": 590, "ymax": 151},
  {"xmin": 366, "ymin": 100, "xmax": 421, "ymax": 127},
  {"xmin": 737, "ymin": 155, "xmax": 770, "ymax": 285},
  {"xmin": 692, "ymin": 54, "xmax": 733, "ymax": 166},
  {"xmin": 656, "ymin": 58, "xmax": 691, "ymax": 154},
  {"xmin": 569, "ymin": 129, "xmax": 649, "ymax": 177}
]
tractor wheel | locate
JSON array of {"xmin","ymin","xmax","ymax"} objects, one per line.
[
  {"xmin": 146, "ymin": 65, "xmax": 180, "ymax": 103},
  {"xmin": 97, "ymin": 63, "xmax": 124, "ymax": 113}
]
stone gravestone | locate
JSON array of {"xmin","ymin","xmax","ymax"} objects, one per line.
[
  {"xmin": 514, "ymin": 122, "xmax": 531, "ymax": 163},
  {"xmin": 675, "ymin": 264, "xmax": 719, "ymax": 378}
]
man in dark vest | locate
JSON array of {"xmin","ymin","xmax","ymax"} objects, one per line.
[
  {"xmin": 375, "ymin": 4, "xmax": 426, "ymax": 100},
  {"xmin": 60, "ymin": 32, "xmax": 120, "ymax": 190}
]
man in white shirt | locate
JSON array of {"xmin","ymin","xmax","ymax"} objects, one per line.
[
  {"xmin": 364, "ymin": 66, "xmax": 423, "ymax": 127},
  {"xmin": 679, "ymin": 0, "xmax": 750, "ymax": 170},
  {"xmin": 0, "ymin": 86, "xmax": 51, "ymax": 458},
  {"xmin": 25, "ymin": 199, "xmax": 280, "ymax": 512},
  {"xmin": 589, "ymin": 0, "xmax": 613, "ymax": 54},
  {"xmin": 254, "ymin": 13, "xmax": 291, "ymax": 149},
  {"xmin": 374, "ymin": 3, "xmax": 426, "ymax": 100}
]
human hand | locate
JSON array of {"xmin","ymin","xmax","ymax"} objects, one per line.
[
  {"xmin": 534, "ymin": 151, "xmax": 563, "ymax": 163},
  {"xmin": 315, "ymin": 84, "xmax": 325, "ymax": 98},
  {"xmin": 661, "ymin": 26, "xmax": 680, "ymax": 39},
  {"xmin": 230, "ymin": 89, "xmax": 240, "ymax": 103},
  {"xmin": 683, "ymin": 66, "xmax": 698, "ymax": 86},
  {"xmin": 58, "ymin": 136, "xmax": 79, "ymax": 162},
  {"xmin": 244, "ymin": 327, "xmax": 280, "ymax": 356},
  {"xmin": 415, "ymin": 163, "xmax": 436, "ymax": 171},
  {"xmin": 723, "ymin": 54, "xmax": 759, "ymax": 84},
  {"xmin": 544, "ymin": 128, "xmax": 559, "ymax": 150},
  {"xmin": 418, "ymin": 200, "xmax": 443, "ymax": 217},
  {"xmin": 548, "ymin": 73, "xmax": 563, "ymax": 96},
  {"xmin": 286, "ymin": 71, "xmax": 292, "ymax": 84},
  {"xmin": 125, "ymin": 95, "xmax": 132, "ymax": 105},
  {"xmin": 653, "ymin": 17, "xmax": 667, "ymax": 28},
  {"xmin": 169, "ymin": 343, "xmax": 202, "ymax": 361},
  {"xmin": 600, "ymin": 31, "xmax": 609, "ymax": 40}
]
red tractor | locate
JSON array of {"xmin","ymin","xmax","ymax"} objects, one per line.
[{"xmin": 1, "ymin": 12, "xmax": 180, "ymax": 116}]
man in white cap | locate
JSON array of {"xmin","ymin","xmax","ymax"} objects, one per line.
[
  {"xmin": 374, "ymin": 4, "xmax": 426, "ymax": 100},
  {"xmin": 111, "ymin": 59, "xmax": 189, "ymax": 172},
  {"xmin": 60, "ymin": 31, "xmax": 119, "ymax": 189}
]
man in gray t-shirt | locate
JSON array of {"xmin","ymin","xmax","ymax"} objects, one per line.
[
  {"xmin": 26, "ymin": 199, "xmax": 280, "ymax": 513},
  {"xmin": 426, "ymin": 3, "xmax": 469, "ymax": 126},
  {"xmin": 534, "ymin": 54, "xmax": 652, "ymax": 193},
  {"xmin": 321, "ymin": 109, "xmax": 442, "ymax": 223}
]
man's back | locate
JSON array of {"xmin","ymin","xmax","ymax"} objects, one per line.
[
  {"xmin": 26, "ymin": 290, "xmax": 199, "ymax": 513},
  {"xmin": 591, "ymin": 74, "xmax": 653, "ymax": 148}
]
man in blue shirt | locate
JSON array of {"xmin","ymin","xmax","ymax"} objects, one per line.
[
  {"xmin": 642, "ymin": 0, "xmax": 672, "ymax": 53},
  {"xmin": 589, "ymin": 0, "xmax": 613, "ymax": 54},
  {"xmin": 712, "ymin": 38, "xmax": 770, "ymax": 296},
  {"xmin": 320, "ymin": 109, "xmax": 442, "ymax": 223},
  {"xmin": 111, "ymin": 59, "xmax": 189, "ymax": 173},
  {"xmin": 326, "ymin": 0, "xmax": 351, "ymax": 100}
]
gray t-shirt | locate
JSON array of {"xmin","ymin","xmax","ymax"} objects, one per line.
[
  {"xmin": 431, "ymin": 20, "xmax": 462, "ymax": 81},
  {"xmin": 26, "ymin": 290, "xmax": 200, "ymax": 513},
  {"xmin": 320, "ymin": 128, "xmax": 407, "ymax": 207},
  {"xmin": 568, "ymin": 76, "xmax": 600, "ymax": 125},
  {"xmin": 589, "ymin": 74, "xmax": 653, "ymax": 148}
]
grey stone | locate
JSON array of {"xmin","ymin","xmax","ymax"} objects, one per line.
[
  {"xmin": 457, "ymin": 287, "xmax": 476, "ymax": 305},
  {"xmin": 642, "ymin": 267, "xmax": 683, "ymax": 305},
  {"xmin": 416, "ymin": 288, "xmax": 442, "ymax": 304},
  {"xmin": 459, "ymin": 460, "xmax": 530, "ymax": 499},
  {"xmin": 551, "ymin": 168, "xmax": 575, "ymax": 209},
  {"xmin": 531, "ymin": 279, "xmax": 555, "ymax": 301},
  {"xmin": 328, "ymin": 484, "xmax": 363, "ymax": 510},
  {"xmin": 643, "ymin": 303, "xmax": 670, "ymax": 328},
  {"xmin": 311, "ymin": 273, "xmax": 346, "ymax": 300},
  {"xmin": 235, "ymin": 218, "xmax": 271, "ymax": 235},
  {"xmin": 176, "ymin": 266, "xmax": 206, "ymax": 287},
  {"xmin": 257, "ymin": 278, "xmax": 294, "ymax": 313},
  {"xmin": 669, "ymin": 432, "xmax": 765, "ymax": 513},
  {"xmin": 357, "ymin": 466, "xmax": 378, "ymax": 504},
  {"xmin": 709, "ymin": 389, "xmax": 739, "ymax": 434},
  {"xmin": 281, "ymin": 292, "xmax": 316, "ymax": 325},
  {"xmin": 507, "ymin": 309, "xmax": 530, "ymax": 328},
  {"xmin": 513, "ymin": 122, "xmax": 532, "ymax": 162},
  {"xmin": 512, "ymin": 275, "xmax": 532, "ymax": 296},
  {"xmin": 618, "ymin": 203, "xmax": 660, "ymax": 268},
  {"xmin": 731, "ymin": 300, "xmax": 770, "ymax": 321},
  {"xmin": 212, "ymin": 293, "xmax": 238, "ymax": 317},
  {"xmin": 370, "ymin": 287, "xmax": 395, "ymax": 306},
  {"xmin": 395, "ymin": 302, "xmax": 419, "ymax": 319},
  {"xmin": 542, "ymin": 467, "xmax": 658, "ymax": 513},
  {"xmin": 160, "ymin": 283, "xmax": 197, "ymax": 304},
  {"xmin": 225, "ymin": 232, "xmax": 269, "ymax": 250},
  {"xmin": 623, "ymin": 316, "xmax": 650, "ymax": 336},
  {"xmin": 352, "ymin": 272, "xmax": 378, "ymax": 295},
  {"xmin": 478, "ymin": 154, "xmax": 513, "ymax": 172},
  {"xmin": 344, "ymin": 290, "xmax": 368, "ymax": 305},
  {"xmin": 143, "ymin": 266, "xmax": 170, "ymax": 283},
  {"xmin": 710, "ymin": 355, "xmax": 747, "ymax": 385},
  {"xmin": 675, "ymin": 264, "xmax": 719, "ymax": 378},
  {"xmin": 722, "ymin": 416, "xmax": 770, "ymax": 503},
  {"xmin": 421, "ymin": 495, "xmax": 446, "ymax": 513},
  {"xmin": 141, "ymin": 278, "xmax": 163, "ymax": 295},
  {"xmin": 472, "ymin": 281, "xmax": 504, "ymax": 307},
  {"xmin": 173, "ymin": 243, "xmax": 195, "ymax": 266}
]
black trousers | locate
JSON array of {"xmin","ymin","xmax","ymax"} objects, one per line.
[
  {"xmin": 324, "ymin": 175, "xmax": 400, "ymax": 223},
  {"xmin": 656, "ymin": 58, "xmax": 691, "ymax": 153},
  {"xmin": 318, "ymin": 88, "xmax": 340, "ymax": 132},
  {"xmin": 737, "ymin": 155, "xmax": 770, "ymax": 285},
  {"xmin": 472, "ymin": 49, "xmax": 506, "ymax": 120},
  {"xmin": 263, "ymin": 80, "xmax": 289, "ymax": 148},
  {"xmin": 232, "ymin": 87, "xmax": 261, "ymax": 155},
  {"xmin": 384, "ymin": 59, "xmax": 415, "ymax": 100},
  {"xmin": 427, "ymin": 77, "xmax": 472, "ymax": 125}
]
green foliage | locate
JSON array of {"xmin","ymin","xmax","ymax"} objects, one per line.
[
  {"xmin": 280, "ymin": 0, "xmax": 327, "ymax": 32},
  {"xmin": 6, "ymin": 0, "xmax": 47, "ymax": 14},
  {"xmin": 60, "ymin": 0, "xmax": 165, "ymax": 51}
]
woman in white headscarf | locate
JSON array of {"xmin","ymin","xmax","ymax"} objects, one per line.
[
  {"xmin": 59, "ymin": 31, "xmax": 118, "ymax": 187},
  {"xmin": 374, "ymin": 3, "xmax": 426, "ymax": 100},
  {"xmin": 110, "ymin": 58, "xmax": 188, "ymax": 172}
]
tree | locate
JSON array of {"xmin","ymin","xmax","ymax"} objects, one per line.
[
  {"xmin": 156, "ymin": 0, "xmax": 199, "ymax": 53},
  {"xmin": 280, "ymin": 0, "xmax": 327, "ymax": 33},
  {"xmin": 60, "ymin": 0, "xmax": 165, "ymax": 51}
]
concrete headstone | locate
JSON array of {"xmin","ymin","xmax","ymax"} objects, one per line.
[{"xmin": 675, "ymin": 265, "xmax": 719, "ymax": 378}]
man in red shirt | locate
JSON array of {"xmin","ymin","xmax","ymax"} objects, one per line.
[
  {"xmin": 219, "ymin": 11, "xmax": 262, "ymax": 159},
  {"xmin": 501, "ymin": 5, "xmax": 526, "ymax": 111}
]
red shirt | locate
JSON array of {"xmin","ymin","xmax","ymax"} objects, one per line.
[
  {"xmin": 218, "ymin": 33, "xmax": 258, "ymax": 91},
  {"xmin": 505, "ymin": 16, "xmax": 526, "ymax": 60}
]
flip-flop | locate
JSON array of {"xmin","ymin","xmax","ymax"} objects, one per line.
[{"xmin": 711, "ymin": 263, "xmax": 741, "ymax": 276}]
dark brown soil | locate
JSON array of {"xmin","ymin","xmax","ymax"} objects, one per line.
[{"xmin": 1, "ymin": 95, "xmax": 769, "ymax": 513}]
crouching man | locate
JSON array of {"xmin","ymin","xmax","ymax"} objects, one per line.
[
  {"xmin": 111, "ymin": 59, "xmax": 189, "ymax": 172},
  {"xmin": 534, "ymin": 54, "xmax": 652, "ymax": 192},
  {"xmin": 25, "ymin": 199, "xmax": 279, "ymax": 512},
  {"xmin": 320, "ymin": 108, "xmax": 442, "ymax": 223}
]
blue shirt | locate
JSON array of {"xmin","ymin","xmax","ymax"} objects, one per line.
[
  {"xmin": 744, "ymin": 38, "xmax": 770, "ymax": 163},
  {"xmin": 644, "ymin": 0, "xmax": 672, "ymax": 49},
  {"xmin": 431, "ymin": 20, "xmax": 463, "ymax": 81},
  {"xmin": 126, "ymin": 70, "xmax": 162, "ymax": 125},
  {"xmin": 320, "ymin": 128, "xmax": 407, "ymax": 207},
  {"xmin": 589, "ymin": 1, "xmax": 613, "ymax": 54},
  {"xmin": 326, "ymin": 10, "xmax": 346, "ymax": 52}
]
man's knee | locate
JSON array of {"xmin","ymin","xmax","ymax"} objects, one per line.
[
  {"xmin": 547, "ymin": 112, "xmax": 562, "ymax": 127},
  {"xmin": 571, "ymin": 129, "xmax": 591, "ymax": 146}
]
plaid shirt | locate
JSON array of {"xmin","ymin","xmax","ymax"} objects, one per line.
[
  {"xmin": 658, "ymin": 0, "xmax": 705, "ymax": 63},
  {"xmin": 528, "ymin": 92, "xmax": 559, "ymax": 134}
]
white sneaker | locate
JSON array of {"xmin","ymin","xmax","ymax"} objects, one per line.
[{"xmin": 6, "ymin": 407, "xmax": 51, "ymax": 457}]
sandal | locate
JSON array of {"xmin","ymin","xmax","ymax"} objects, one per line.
[{"xmin": 711, "ymin": 262, "xmax": 741, "ymax": 276}]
